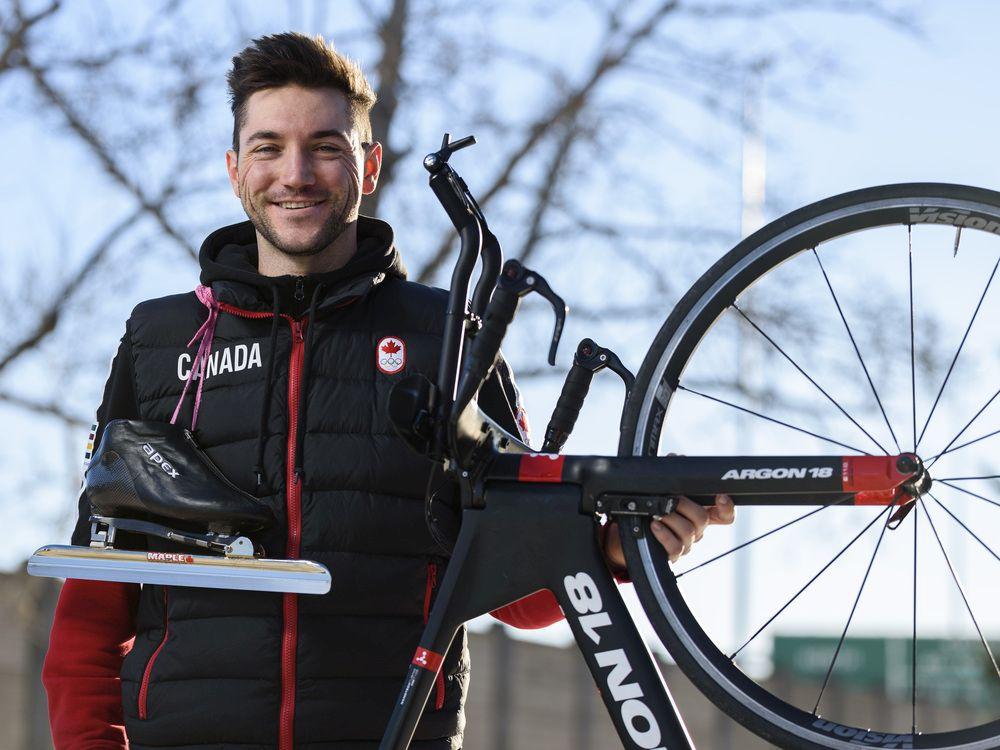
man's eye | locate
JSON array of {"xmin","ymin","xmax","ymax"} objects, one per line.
[
  {"xmin": 254, "ymin": 145, "xmax": 279, "ymax": 154},
  {"xmin": 316, "ymin": 144, "xmax": 342, "ymax": 153}
]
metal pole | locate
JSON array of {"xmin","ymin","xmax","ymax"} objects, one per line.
[{"xmin": 726, "ymin": 60, "xmax": 767, "ymax": 750}]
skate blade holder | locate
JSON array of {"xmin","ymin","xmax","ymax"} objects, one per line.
[
  {"xmin": 89, "ymin": 515, "xmax": 257, "ymax": 558},
  {"xmin": 27, "ymin": 545, "xmax": 331, "ymax": 595}
]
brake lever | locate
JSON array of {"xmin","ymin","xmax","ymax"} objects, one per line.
[
  {"xmin": 498, "ymin": 260, "xmax": 567, "ymax": 365},
  {"xmin": 453, "ymin": 259, "xmax": 567, "ymax": 415},
  {"xmin": 576, "ymin": 338, "xmax": 635, "ymax": 392},
  {"xmin": 541, "ymin": 338, "xmax": 635, "ymax": 454}
]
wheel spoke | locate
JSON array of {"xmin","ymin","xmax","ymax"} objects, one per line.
[
  {"xmin": 676, "ymin": 497, "xmax": 855, "ymax": 579},
  {"xmin": 732, "ymin": 302, "xmax": 888, "ymax": 454},
  {"xmin": 930, "ymin": 494, "xmax": 1000, "ymax": 564},
  {"xmin": 935, "ymin": 479, "xmax": 1000, "ymax": 510},
  {"xmin": 916, "ymin": 252, "xmax": 1000, "ymax": 449},
  {"xmin": 812, "ymin": 498, "xmax": 897, "ymax": 715},
  {"xmin": 926, "ymin": 426, "xmax": 1000, "ymax": 467},
  {"xmin": 729, "ymin": 505, "xmax": 891, "ymax": 660},
  {"xmin": 677, "ymin": 384, "xmax": 868, "ymax": 455},
  {"xmin": 813, "ymin": 248, "xmax": 901, "ymax": 453},
  {"xmin": 920, "ymin": 497, "xmax": 1000, "ymax": 682},
  {"xmin": 926, "ymin": 385, "xmax": 1000, "ymax": 471},
  {"xmin": 936, "ymin": 474, "xmax": 1000, "ymax": 482}
]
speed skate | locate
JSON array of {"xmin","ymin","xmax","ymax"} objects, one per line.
[{"xmin": 27, "ymin": 420, "xmax": 331, "ymax": 595}]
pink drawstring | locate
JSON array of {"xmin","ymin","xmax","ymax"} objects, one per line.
[{"xmin": 170, "ymin": 285, "xmax": 220, "ymax": 430}]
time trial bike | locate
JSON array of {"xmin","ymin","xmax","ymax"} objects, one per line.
[{"xmin": 380, "ymin": 134, "xmax": 1000, "ymax": 750}]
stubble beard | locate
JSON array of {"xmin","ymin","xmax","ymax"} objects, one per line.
[{"xmin": 243, "ymin": 189, "xmax": 357, "ymax": 258}]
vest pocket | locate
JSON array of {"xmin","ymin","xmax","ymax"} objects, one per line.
[
  {"xmin": 138, "ymin": 588, "xmax": 170, "ymax": 720},
  {"xmin": 423, "ymin": 562, "xmax": 445, "ymax": 711}
]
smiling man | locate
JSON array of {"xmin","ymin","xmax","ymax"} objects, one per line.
[
  {"xmin": 227, "ymin": 82, "xmax": 378, "ymax": 276},
  {"xmin": 41, "ymin": 32, "xmax": 732, "ymax": 750}
]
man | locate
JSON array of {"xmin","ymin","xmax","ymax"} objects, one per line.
[{"xmin": 42, "ymin": 33, "xmax": 733, "ymax": 750}]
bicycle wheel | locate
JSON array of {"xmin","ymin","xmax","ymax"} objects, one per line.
[{"xmin": 619, "ymin": 184, "xmax": 1000, "ymax": 750}]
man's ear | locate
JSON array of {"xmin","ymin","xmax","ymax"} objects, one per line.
[
  {"xmin": 362, "ymin": 142, "xmax": 382, "ymax": 195},
  {"xmin": 226, "ymin": 149, "xmax": 240, "ymax": 198}
]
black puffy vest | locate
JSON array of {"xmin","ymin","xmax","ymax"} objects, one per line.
[{"xmin": 113, "ymin": 219, "xmax": 481, "ymax": 750}]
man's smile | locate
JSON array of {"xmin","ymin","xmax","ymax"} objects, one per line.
[
  {"xmin": 277, "ymin": 200, "xmax": 323, "ymax": 209},
  {"xmin": 269, "ymin": 198, "xmax": 328, "ymax": 216}
]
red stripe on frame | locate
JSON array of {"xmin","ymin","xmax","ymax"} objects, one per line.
[
  {"xmin": 412, "ymin": 647, "xmax": 444, "ymax": 673},
  {"xmin": 518, "ymin": 454, "xmax": 565, "ymax": 483}
]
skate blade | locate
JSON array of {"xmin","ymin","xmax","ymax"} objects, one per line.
[{"xmin": 28, "ymin": 545, "xmax": 331, "ymax": 595}]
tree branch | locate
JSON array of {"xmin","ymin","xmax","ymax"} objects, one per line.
[
  {"xmin": 0, "ymin": 391, "xmax": 87, "ymax": 427},
  {"xmin": 567, "ymin": 303, "xmax": 669, "ymax": 322},
  {"xmin": 364, "ymin": 0, "xmax": 410, "ymax": 216},
  {"xmin": 415, "ymin": 0, "xmax": 681, "ymax": 282},
  {"xmin": 0, "ymin": 206, "xmax": 140, "ymax": 375},
  {"xmin": 19, "ymin": 51, "xmax": 198, "ymax": 259},
  {"xmin": 0, "ymin": 0, "xmax": 60, "ymax": 73},
  {"xmin": 516, "ymin": 122, "xmax": 579, "ymax": 265},
  {"xmin": 676, "ymin": 0, "xmax": 920, "ymax": 34}
]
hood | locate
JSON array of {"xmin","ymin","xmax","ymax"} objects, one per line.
[{"xmin": 198, "ymin": 215, "xmax": 407, "ymax": 315}]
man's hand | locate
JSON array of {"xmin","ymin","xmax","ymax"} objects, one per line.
[{"xmin": 603, "ymin": 495, "xmax": 735, "ymax": 570}]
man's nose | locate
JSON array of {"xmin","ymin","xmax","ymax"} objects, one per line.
[{"xmin": 280, "ymin": 148, "xmax": 315, "ymax": 189}]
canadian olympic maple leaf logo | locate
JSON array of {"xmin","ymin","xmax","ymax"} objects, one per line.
[{"xmin": 376, "ymin": 336, "xmax": 406, "ymax": 374}]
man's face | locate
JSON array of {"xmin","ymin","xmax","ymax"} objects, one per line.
[{"xmin": 226, "ymin": 85, "xmax": 380, "ymax": 259}]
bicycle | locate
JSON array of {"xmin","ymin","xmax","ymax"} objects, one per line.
[{"xmin": 379, "ymin": 134, "xmax": 1000, "ymax": 750}]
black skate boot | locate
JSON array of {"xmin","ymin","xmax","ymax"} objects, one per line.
[
  {"xmin": 86, "ymin": 420, "xmax": 274, "ymax": 556},
  {"xmin": 27, "ymin": 420, "xmax": 330, "ymax": 594}
]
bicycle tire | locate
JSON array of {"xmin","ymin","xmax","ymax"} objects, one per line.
[{"xmin": 619, "ymin": 183, "xmax": 1000, "ymax": 750}]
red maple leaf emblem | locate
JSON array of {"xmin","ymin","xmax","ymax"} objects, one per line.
[{"xmin": 381, "ymin": 340, "xmax": 401, "ymax": 354}]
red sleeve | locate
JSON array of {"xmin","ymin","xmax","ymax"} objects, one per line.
[
  {"xmin": 490, "ymin": 589, "xmax": 564, "ymax": 629},
  {"xmin": 42, "ymin": 579, "xmax": 139, "ymax": 750}
]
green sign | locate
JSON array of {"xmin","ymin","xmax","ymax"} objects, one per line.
[{"xmin": 772, "ymin": 636, "xmax": 1000, "ymax": 708}]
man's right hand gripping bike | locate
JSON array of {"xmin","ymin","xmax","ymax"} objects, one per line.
[{"xmin": 381, "ymin": 135, "xmax": 1000, "ymax": 750}]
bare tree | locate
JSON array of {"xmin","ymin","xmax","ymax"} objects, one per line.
[{"xmin": 0, "ymin": 0, "xmax": 916, "ymax": 553}]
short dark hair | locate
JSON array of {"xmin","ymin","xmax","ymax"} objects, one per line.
[{"xmin": 227, "ymin": 32, "xmax": 377, "ymax": 151}]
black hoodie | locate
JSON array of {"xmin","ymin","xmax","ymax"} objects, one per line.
[{"xmin": 200, "ymin": 215, "xmax": 408, "ymax": 315}]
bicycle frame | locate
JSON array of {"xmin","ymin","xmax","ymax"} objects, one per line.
[
  {"xmin": 377, "ymin": 137, "xmax": 925, "ymax": 750},
  {"xmin": 380, "ymin": 479, "xmax": 696, "ymax": 750}
]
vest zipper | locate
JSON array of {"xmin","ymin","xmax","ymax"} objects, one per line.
[
  {"xmin": 212, "ymin": 299, "xmax": 359, "ymax": 746},
  {"xmin": 279, "ymin": 316, "xmax": 306, "ymax": 750},
  {"xmin": 138, "ymin": 588, "xmax": 169, "ymax": 720},
  {"xmin": 424, "ymin": 562, "xmax": 445, "ymax": 711},
  {"xmin": 211, "ymin": 301, "xmax": 305, "ymax": 749}
]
